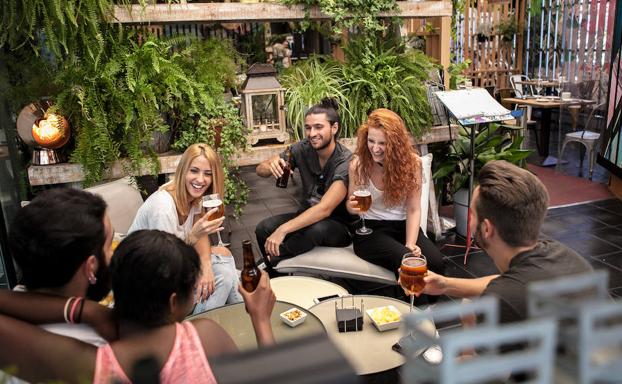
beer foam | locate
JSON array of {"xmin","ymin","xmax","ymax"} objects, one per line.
[
  {"xmin": 353, "ymin": 190, "xmax": 371, "ymax": 197},
  {"xmin": 203, "ymin": 199, "xmax": 223, "ymax": 208}
]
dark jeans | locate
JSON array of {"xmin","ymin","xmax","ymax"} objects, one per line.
[
  {"xmin": 255, "ymin": 211, "xmax": 352, "ymax": 267},
  {"xmin": 352, "ymin": 219, "xmax": 445, "ymax": 278}
]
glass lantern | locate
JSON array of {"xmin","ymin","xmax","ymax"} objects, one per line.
[{"xmin": 241, "ymin": 64, "xmax": 288, "ymax": 146}]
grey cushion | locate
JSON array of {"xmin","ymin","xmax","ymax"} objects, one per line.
[{"xmin": 274, "ymin": 245, "xmax": 397, "ymax": 285}]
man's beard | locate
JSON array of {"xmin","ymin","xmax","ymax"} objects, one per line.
[
  {"xmin": 87, "ymin": 253, "xmax": 112, "ymax": 301},
  {"xmin": 312, "ymin": 134, "xmax": 333, "ymax": 151}
]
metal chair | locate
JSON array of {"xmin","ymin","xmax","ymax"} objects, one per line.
[
  {"xmin": 528, "ymin": 271, "xmax": 612, "ymax": 382},
  {"xmin": 558, "ymin": 101, "xmax": 606, "ymax": 180},
  {"xmin": 509, "ymin": 75, "xmax": 537, "ymax": 127},
  {"xmin": 576, "ymin": 300, "xmax": 622, "ymax": 383},
  {"xmin": 402, "ymin": 296, "xmax": 558, "ymax": 384}
]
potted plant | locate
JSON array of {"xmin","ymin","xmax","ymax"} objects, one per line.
[
  {"xmin": 432, "ymin": 124, "xmax": 532, "ymax": 236},
  {"xmin": 498, "ymin": 18, "xmax": 518, "ymax": 43},
  {"xmin": 476, "ymin": 21, "xmax": 492, "ymax": 43}
]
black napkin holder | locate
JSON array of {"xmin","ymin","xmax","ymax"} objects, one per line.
[
  {"xmin": 336, "ymin": 308, "xmax": 363, "ymax": 332},
  {"xmin": 334, "ymin": 297, "xmax": 364, "ymax": 333}
]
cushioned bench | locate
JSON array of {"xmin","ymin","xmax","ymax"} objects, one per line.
[{"xmin": 274, "ymin": 154, "xmax": 433, "ymax": 285}]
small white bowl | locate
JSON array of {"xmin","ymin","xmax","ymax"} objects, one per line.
[
  {"xmin": 280, "ymin": 308, "xmax": 307, "ymax": 327},
  {"xmin": 366, "ymin": 305, "xmax": 402, "ymax": 331}
]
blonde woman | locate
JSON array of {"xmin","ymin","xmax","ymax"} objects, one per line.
[{"xmin": 129, "ymin": 144, "xmax": 242, "ymax": 314}]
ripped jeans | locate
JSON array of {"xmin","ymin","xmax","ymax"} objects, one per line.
[{"xmin": 192, "ymin": 253, "xmax": 243, "ymax": 315}]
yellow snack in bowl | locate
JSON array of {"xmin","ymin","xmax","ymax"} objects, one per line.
[{"xmin": 370, "ymin": 306, "xmax": 401, "ymax": 325}]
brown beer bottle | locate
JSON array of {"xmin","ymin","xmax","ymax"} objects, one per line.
[
  {"xmin": 275, "ymin": 146, "xmax": 292, "ymax": 188},
  {"xmin": 241, "ymin": 240, "xmax": 261, "ymax": 292}
]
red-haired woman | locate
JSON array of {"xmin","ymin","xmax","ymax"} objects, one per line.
[{"xmin": 346, "ymin": 108, "xmax": 445, "ymax": 278}]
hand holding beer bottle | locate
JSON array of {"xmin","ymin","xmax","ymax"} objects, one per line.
[{"xmin": 275, "ymin": 146, "xmax": 292, "ymax": 188}]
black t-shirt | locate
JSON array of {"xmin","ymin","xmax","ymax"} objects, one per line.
[
  {"xmin": 281, "ymin": 139, "xmax": 354, "ymax": 224},
  {"xmin": 483, "ymin": 239, "xmax": 592, "ymax": 324}
]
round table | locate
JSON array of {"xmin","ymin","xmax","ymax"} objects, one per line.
[
  {"xmin": 187, "ymin": 300, "xmax": 325, "ymax": 351},
  {"xmin": 309, "ymin": 295, "xmax": 436, "ymax": 375},
  {"xmin": 270, "ymin": 276, "xmax": 349, "ymax": 309}
]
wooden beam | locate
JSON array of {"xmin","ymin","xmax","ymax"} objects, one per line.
[
  {"xmin": 111, "ymin": 1, "xmax": 452, "ymax": 24},
  {"xmin": 28, "ymin": 125, "xmax": 457, "ymax": 186}
]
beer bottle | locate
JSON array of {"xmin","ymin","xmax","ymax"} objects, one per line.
[
  {"xmin": 241, "ymin": 240, "xmax": 261, "ymax": 292},
  {"xmin": 275, "ymin": 146, "xmax": 292, "ymax": 188}
]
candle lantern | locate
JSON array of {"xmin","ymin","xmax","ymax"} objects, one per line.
[{"xmin": 241, "ymin": 64, "xmax": 288, "ymax": 145}]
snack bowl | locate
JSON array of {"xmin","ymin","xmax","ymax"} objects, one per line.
[
  {"xmin": 366, "ymin": 305, "xmax": 402, "ymax": 331},
  {"xmin": 280, "ymin": 307, "xmax": 307, "ymax": 327}
]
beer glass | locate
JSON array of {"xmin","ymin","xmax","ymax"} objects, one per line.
[
  {"xmin": 353, "ymin": 187, "xmax": 372, "ymax": 235},
  {"xmin": 399, "ymin": 252, "xmax": 427, "ymax": 314},
  {"xmin": 202, "ymin": 193, "xmax": 229, "ymax": 247}
]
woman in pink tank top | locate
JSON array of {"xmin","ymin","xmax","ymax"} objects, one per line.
[{"xmin": 0, "ymin": 230, "xmax": 275, "ymax": 383}]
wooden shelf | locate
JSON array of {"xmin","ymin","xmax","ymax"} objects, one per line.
[
  {"xmin": 111, "ymin": 1, "xmax": 452, "ymax": 23},
  {"xmin": 28, "ymin": 125, "xmax": 457, "ymax": 186}
]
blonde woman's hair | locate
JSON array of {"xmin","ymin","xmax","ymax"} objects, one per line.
[{"xmin": 164, "ymin": 143, "xmax": 225, "ymax": 217}]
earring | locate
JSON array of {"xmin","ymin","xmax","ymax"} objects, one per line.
[{"xmin": 88, "ymin": 275, "xmax": 97, "ymax": 284}]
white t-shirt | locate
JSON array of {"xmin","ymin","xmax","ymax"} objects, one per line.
[
  {"xmin": 363, "ymin": 179, "xmax": 407, "ymax": 221},
  {"xmin": 128, "ymin": 189, "xmax": 200, "ymax": 242}
]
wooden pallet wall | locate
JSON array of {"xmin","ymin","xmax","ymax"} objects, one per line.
[
  {"xmin": 455, "ymin": 0, "xmax": 520, "ymax": 89},
  {"xmin": 524, "ymin": 0, "xmax": 616, "ymax": 102}
]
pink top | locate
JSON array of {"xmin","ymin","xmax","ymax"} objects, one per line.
[{"xmin": 93, "ymin": 322, "xmax": 217, "ymax": 384}]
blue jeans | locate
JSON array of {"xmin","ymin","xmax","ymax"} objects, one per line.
[{"xmin": 192, "ymin": 253, "xmax": 243, "ymax": 315}]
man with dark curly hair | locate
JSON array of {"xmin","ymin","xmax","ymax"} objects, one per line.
[{"xmin": 255, "ymin": 98, "xmax": 354, "ymax": 269}]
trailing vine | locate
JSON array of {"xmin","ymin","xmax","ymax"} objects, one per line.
[{"xmin": 280, "ymin": 0, "xmax": 399, "ymax": 39}]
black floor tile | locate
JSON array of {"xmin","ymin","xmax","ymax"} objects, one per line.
[
  {"xmin": 587, "ymin": 258, "xmax": 622, "ymax": 289},
  {"xmin": 449, "ymin": 251, "xmax": 498, "ymax": 277},
  {"xmin": 586, "ymin": 208, "xmax": 622, "ymax": 227},
  {"xmin": 555, "ymin": 233, "xmax": 621, "ymax": 258},
  {"xmin": 444, "ymin": 259, "xmax": 477, "ymax": 279},
  {"xmin": 541, "ymin": 214, "xmax": 609, "ymax": 239},
  {"xmin": 592, "ymin": 229, "xmax": 622, "ymax": 251},
  {"xmin": 592, "ymin": 198, "xmax": 622, "ymax": 211},
  {"xmin": 610, "ymin": 287, "xmax": 622, "ymax": 298},
  {"xmin": 592, "ymin": 252, "xmax": 622, "ymax": 271}
]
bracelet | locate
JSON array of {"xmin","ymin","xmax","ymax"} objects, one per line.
[
  {"xmin": 63, "ymin": 296, "xmax": 76, "ymax": 324},
  {"xmin": 75, "ymin": 298, "xmax": 86, "ymax": 324},
  {"xmin": 69, "ymin": 297, "xmax": 83, "ymax": 324}
]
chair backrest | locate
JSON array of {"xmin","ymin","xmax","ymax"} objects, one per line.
[
  {"xmin": 577, "ymin": 300, "xmax": 622, "ymax": 383},
  {"xmin": 527, "ymin": 270, "xmax": 609, "ymax": 320},
  {"xmin": 510, "ymin": 74, "xmax": 532, "ymax": 97},
  {"xmin": 85, "ymin": 177, "xmax": 144, "ymax": 234},
  {"xmin": 402, "ymin": 297, "xmax": 500, "ymax": 382},
  {"xmin": 403, "ymin": 297, "xmax": 557, "ymax": 384},
  {"xmin": 527, "ymin": 270, "xmax": 609, "ymax": 356},
  {"xmin": 439, "ymin": 319, "xmax": 557, "ymax": 384}
]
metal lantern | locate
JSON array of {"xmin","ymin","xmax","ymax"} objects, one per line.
[{"xmin": 241, "ymin": 64, "xmax": 288, "ymax": 146}]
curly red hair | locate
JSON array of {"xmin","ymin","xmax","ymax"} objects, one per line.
[{"xmin": 354, "ymin": 108, "xmax": 420, "ymax": 207}]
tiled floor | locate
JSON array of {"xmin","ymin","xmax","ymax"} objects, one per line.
[{"xmin": 225, "ymin": 164, "xmax": 622, "ymax": 298}]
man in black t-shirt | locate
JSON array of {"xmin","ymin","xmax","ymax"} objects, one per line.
[
  {"xmin": 421, "ymin": 161, "xmax": 592, "ymax": 323},
  {"xmin": 255, "ymin": 99, "xmax": 354, "ymax": 268}
]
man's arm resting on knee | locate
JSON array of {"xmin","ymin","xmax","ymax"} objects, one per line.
[
  {"xmin": 423, "ymin": 271, "xmax": 499, "ymax": 298},
  {"xmin": 274, "ymin": 181, "xmax": 347, "ymax": 237}
]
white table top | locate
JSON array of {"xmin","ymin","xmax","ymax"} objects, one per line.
[
  {"xmin": 270, "ymin": 276, "xmax": 349, "ymax": 309},
  {"xmin": 309, "ymin": 295, "xmax": 436, "ymax": 375},
  {"xmin": 187, "ymin": 301, "xmax": 325, "ymax": 351}
]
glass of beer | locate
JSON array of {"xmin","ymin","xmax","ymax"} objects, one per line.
[
  {"xmin": 353, "ymin": 187, "xmax": 372, "ymax": 235},
  {"xmin": 399, "ymin": 252, "xmax": 427, "ymax": 314},
  {"xmin": 202, "ymin": 193, "xmax": 229, "ymax": 247}
]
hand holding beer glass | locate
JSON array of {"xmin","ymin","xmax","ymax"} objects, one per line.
[
  {"xmin": 202, "ymin": 193, "xmax": 229, "ymax": 247},
  {"xmin": 353, "ymin": 186, "xmax": 372, "ymax": 235},
  {"xmin": 399, "ymin": 252, "xmax": 427, "ymax": 313}
]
